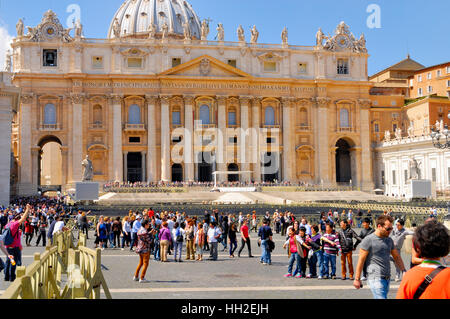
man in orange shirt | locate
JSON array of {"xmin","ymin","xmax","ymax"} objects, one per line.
[{"xmin": 396, "ymin": 220, "xmax": 449, "ymax": 299}]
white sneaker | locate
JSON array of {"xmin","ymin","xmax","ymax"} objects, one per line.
[
  {"xmin": 395, "ymin": 276, "xmax": 400, "ymax": 282},
  {"xmin": 139, "ymin": 278, "xmax": 150, "ymax": 283},
  {"xmin": 132, "ymin": 276, "xmax": 139, "ymax": 281},
  {"xmin": 361, "ymin": 276, "xmax": 367, "ymax": 281}
]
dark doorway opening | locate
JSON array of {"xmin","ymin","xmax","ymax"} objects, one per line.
[
  {"xmin": 336, "ymin": 139, "xmax": 352, "ymax": 183},
  {"xmin": 198, "ymin": 152, "xmax": 213, "ymax": 182},
  {"xmin": 172, "ymin": 164, "xmax": 183, "ymax": 182},
  {"xmin": 127, "ymin": 152, "xmax": 142, "ymax": 183},
  {"xmin": 228, "ymin": 163, "xmax": 239, "ymax": 182},
  {"xmin": 262, "ymin": 152, "xmax": 279, "ymax": 182}
]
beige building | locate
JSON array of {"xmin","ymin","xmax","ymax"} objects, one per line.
[{"xmin": 9, "ymin": 1, "xmax": 378, "ymax": 196}]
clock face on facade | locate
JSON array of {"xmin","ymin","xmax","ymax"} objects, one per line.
[
  {"xmin": 336, "ymin": 34, "xmax": 350, "ymax": 49},
  {"xmin": 42, "ymin": 23, "xmax": 58, "ymax": 39}
]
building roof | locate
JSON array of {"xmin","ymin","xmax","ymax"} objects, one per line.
[{"xmin": 369, "ymin": 55, "xmax": 425, "ymax": 80}]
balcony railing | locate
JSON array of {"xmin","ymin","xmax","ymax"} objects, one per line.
[
  {"xmin": 337, "ymin": 126, "xmax": 354, "ymax": 133},
  {"xmin": 89, "ymin": 123, "xmax": 104, "ymax": 130},
  {"xmin": 124, "ymin": 124, "xmax": 146, "ymax": 131},
  {"xmin": 195, "ymin": 124, "xmax": 217, "ymax": 130},
  {"xmin": 39, "ymin": 124, "xmax": 61, "ymax": 131},
  {"xmin": 262, "ymin": 125, "xmax": 281, "ymax": 130},
  {"xmin": 296, "ymin": 125, "xmax": 310, "ymax": 131}
]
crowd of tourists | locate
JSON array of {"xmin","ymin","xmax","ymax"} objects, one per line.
[{"xmin": 1, "ymin": 197, "xmax": 448, "ymax": 299}]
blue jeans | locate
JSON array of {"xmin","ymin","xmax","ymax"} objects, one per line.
[
  {"xmin": 229, "ymin": 239, "xmax": 237, "ymax": 256},
  {"xmin": 174, "ymin": 241, "xmax": 183, "ymax": 260},
  {"xmin": 260, "ymin": 239, "xmax": 271, "ymax": 264},
  {"xmin": 288, "ymin": 252, "xmax": 301, "ymax": 276},
  {"xmin": 4, "ymin": 247, "xmax": 22, "ymax": 282},
  {"xmin": 308, "ymin": 251, "xmax": 320, "ymax": 277},
  {"xmin": 130, "ymin": 232, "xmax": 137, "ymax": 249},
  {"xmin": 153, "ymin": 241, "xmax": 160, "ymax": 260},
  {"xmin": 368, "ymin": 278, "xmax": 390, "ymax": 299},
  {"xmin": 323, "ymin": 252, "xmax": 336, "ymax": 277},
  {"xmin": 316, "ymin": 250, "xmax": 325, "ymax": 277}
]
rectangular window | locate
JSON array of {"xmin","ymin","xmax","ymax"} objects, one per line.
[
  {"xmin": 447, "ymin": 66, "xmax": 450, "ymax": 74},
  {"xmin": 43, "ymin": 49, "xmax": 57, "ymax": 67},
  {"xmin": 374, "ymin": 123, "xmax": 379, "ymax": 132},
  {"xmin": 129, "ymin": 137, "xmax": 141, "ymax": 143},
  {"xmin": 418, "ymin": 88, "xmax": 423, "ymax": 96},
  {"xmin": 428, "ymin": 86, "xmax": 433, "ymax": 93},
  {"xmin": 404, "ymin": 169, "xmax": 408, "ymax": 183},
  {"xmin": 263, "ymin": 61, "xmax": 277, "ymax": 72},
  {"xmin": 298, "ymin": 63, "xmax": 307, "ymax": 74},
  {"xmin": 127, "ymin": 58, "xmax": 142, "ymax": 68},
  {"xmin": 409, "ymin": 79, "xmax": 414, "ymax": 87},
  {"xmin": 172, "ymin": 58, "xmax": 181, "ymax": 68},
  {"xmin": 393, "ymin": 123, "xmax": 398, "ymax": 132},
  {"xmin": 227, "ymin": 59, "xmax": 237, "ymax": 68},
  {"xmin": 447, "ymin": 80, "xmax": 450, "ymax": 87},
  {"xmin": 437, "ymin": 70, "xmax": 441, "ymax": 77},
  {"xmin": 228, "ymin": 111, "xmax": 237, "ymax": 125},
  {"xmin": 266, "ymin": 137, "xmax": 275, "ymax": 144},
  {"xmin": 427, "ymin": 72, "xmax": 432, "ymax": 80},
  {"xmin": 337, "ymin": 59, "xmax": 349, "ymax": 75},
  {"xmin": 432, "ymin": 168, "xmax": 436, "ymax": 182},
  {"xmin": 381, "ymin": 170, "xmax": 385, "ymax": 185},
  {"xmin": 92, "ymin": 56, "xmax": 103, "ymax": 68},
  {"xmin": 418, "ymin": 75, "xmax": 422, "ymax": 82},
  {"xmin": 172, "ymin": 111, "xmax": 181, "ymax": 125},
  {"xmin": 392, "ymin": 170, "xmax": 397, "ymax": 185}
]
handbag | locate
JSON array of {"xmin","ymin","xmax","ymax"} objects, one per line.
[{"xmin": 268, "ymin": 239, "xmax": 275, "ymax": 251}]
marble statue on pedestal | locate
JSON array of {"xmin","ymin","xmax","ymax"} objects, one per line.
[{"xmin": 81, "ymin": 155, "xmax": 94, "ymax": 182}]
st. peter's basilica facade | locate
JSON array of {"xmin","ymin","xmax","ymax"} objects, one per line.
[{"xmin": 9, "ymin": 0, "xmax": 374, "ymax": 195}]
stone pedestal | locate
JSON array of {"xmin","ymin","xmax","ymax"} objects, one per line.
[{"xmin": 75, "ymin": 182, "xmax": 99, "ymax": 201}]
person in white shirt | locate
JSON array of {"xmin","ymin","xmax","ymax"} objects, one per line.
[
  {"xmin": 207, "ymin": 222, "xmax": 222, "ymax": 261},
  {"xmin": 52, "ymin": 218, "xmax": 65, "ymax": 236}
]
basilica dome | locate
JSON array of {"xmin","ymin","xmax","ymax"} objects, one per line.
[{"xmin": 107, "ymin": 0, "xmax": 202, "ymax": 39}]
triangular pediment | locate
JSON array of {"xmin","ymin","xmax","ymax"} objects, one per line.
[{"xmin": 159, "ymin": 55, "xmax": 251, "ymax": 78}]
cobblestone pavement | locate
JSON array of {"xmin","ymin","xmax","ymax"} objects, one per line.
[{"xmin": 0, "ymin": 228, "xmax": 410, "ymax": 299}]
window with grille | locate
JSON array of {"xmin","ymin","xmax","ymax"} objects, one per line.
[{"xmin": 337, "ymin": 59, "xmax": 349, "ymax": 75}]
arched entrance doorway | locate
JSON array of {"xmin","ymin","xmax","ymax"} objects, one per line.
[
  {"xmin": 227, "ymin": 163, "xmax": 239, "ymax": 182},
  {"xmin": 172, "ymin": 164, "xmax": 183, "ymax": 182},
  {"xmin": 38, "ymin": 136, "xmax": 62, "ymax": 187},
  {"xmin": 335, "ymin": 139, "xmax": 352, "ymax": 184}
]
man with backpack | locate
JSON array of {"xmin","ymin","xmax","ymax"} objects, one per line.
[{"xmin": 2, "ymin": 204, "xmax": 30, "ymax": 282}]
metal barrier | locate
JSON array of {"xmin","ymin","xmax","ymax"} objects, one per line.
[{"xmin": 0, "ymin": 231, "xmax": 111, "ymax": 299}]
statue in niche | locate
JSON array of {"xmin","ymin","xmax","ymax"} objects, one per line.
[
  {"xmin": 250, "ymin": 25, "xmax": 259, "ymax": 44},
  {"xmin": 216, "ymin": 23, "xmax": 224, "ymax": 41},
  {"xmin": 16, "ymin": 19, "xmax": 24, "ymax": 37},
  {"xmin": 237, "ymin": 25, "xmax": 245, "ymax": 42},
  {"xmin": 409, "ymin": 158, "xmax": 421, "ymax": 180},
  {"xmin": 81, "ymin": 155, "xmax": 94, "ymax": 182}
]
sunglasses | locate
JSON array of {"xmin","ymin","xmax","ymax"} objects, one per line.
[{"xmin": 384, "ymin": 226, "xmax": 393, "ymax": 231}]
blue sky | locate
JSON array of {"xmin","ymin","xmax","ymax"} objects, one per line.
[{"xmin": 0, "ymin": 0, "xmax": 449, "ymax": 75}]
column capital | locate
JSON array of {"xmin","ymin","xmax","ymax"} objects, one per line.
[
  {"xmin": 314, "ymin": 97, "xmax": 331, "ymax": 108},
  {"xmin": 358, "ymin": 98, "xmax": 372, "ymax": 109},
  {"xmin": 252, "ymin": 97, "xmax": 262, "ymax": 107},
  {"xmin": 145, "ymin": 95, "xmax": 159, "ymax": 104},
  {"xmin": 216, "ymin": 95, "xmax": 228, "ymax": 104},
  {"xmin": 297, "ymin": 97, "xmax": 314, "ymax": 106},
  {"xmin": 183, "ymin": 95, "xmax": 196, "ymax": 105},
  {"xmin": 239, "ymin": 96, "xmax": 253, "ymax": 105},
  {"xmin": 280, "ymin": 97, "xmax": 296, "ymax": 107},
  {"xmin": 159, "ymin": 95, "xmax": 171, "ymax": 104},
  {"xmin": 69, "ymin": 93, "xmax": 86, "ymax": 105},
  {"xmin": 20, "ymin": 93, "xmax": 34, "ymax": 105},
  {"xmin": 108, "ymin": 94, "xmax": 123, "ymax": 105}
]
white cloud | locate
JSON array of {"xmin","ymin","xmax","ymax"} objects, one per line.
[{"xmin": 0, "ymin": 24, "xmax": 14, "ymax": 70}]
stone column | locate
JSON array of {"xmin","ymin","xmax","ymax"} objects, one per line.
[
  {"xmin": 315, "ymin": 97, "xmax": 331, "ymax": 186},
  {"xmin": 359, "ymin": 99, "xmax": 375, "ymax": 191},
  {"xmin": 160, "ymin": 95, "xmax": 171, "ymax": 182},
  {"xmin": 60, "ymin": 146, "xmax": 69, "ymax": 192},
  {"xmin": 184, "ymin": 95, "xmax": 195, "ymax": 182},
  {"xmin": 251, "ymin": 98, "xmax": 262, "ymax": 182},
  {"xmin": 31, "ymin": 147, "xmax": 40, "ymax": 188},
  {"xmin": 240, "ymin": 96, "xmax": 251, "ymax": 183},
  {"xmin": 70, "ymin": 94, "xmax": 85, "ymax": 183},
  {"xmin": 146, "ymin": 95, "xmax": 158, "ymax": 182},
  {"xmin": 110, "ymin": 95, "xmax": 123, "ymax": 182},
  {"xmin": 17, "ymin": 94, "xmax": 35, "ymax": 195},
  {"xmin": 0, "ymin": 92, "xmax": 14, "ymax": 205},
  {"xmin": 123, "ymin": 152, "xmax": 128, "ymax": 183},
  {"xmin": 282, "ymin": 98, "xmax": 294, "ymax": 182},
  {"xmin": 142, "ymin": 152, "xmax": 147, "ymax": 182},
  {"xmin": 217, "ymin": 96, "xmax": 227, "ymax": 182}
]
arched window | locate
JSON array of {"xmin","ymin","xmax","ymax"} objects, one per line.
[
  {"xmin": 299, "ymin": 108, "xmax": 308, "ymax": 126},
  {"xmin": 265, "ymin": 106, "xmax": 275, "ymax": 126},
  {"xmin": 340, "ymin": 108, "xmax": 350, "ymax": 128},
  {"xmin": 128, "ymin": 104, "xmax": 141, "ymax": 124},
  {"xmin": 199, "ymin": 104, "xmax": 210, "ymax": 124},
  {"xmin": 93, "ymin": 105, "xmax": 103, "ymax": 124},
  {"xmin": 43, "ymin": 104, "xmax": 56, "ymax": 125}
]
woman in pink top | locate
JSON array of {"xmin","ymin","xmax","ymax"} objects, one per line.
[
  {"xmin": 159, "ymin": 222, "xmax": 172, "ymax": 262},
  {"xmin": 283, "ymin": 228, "xmax": 302, "ymax": 278}
]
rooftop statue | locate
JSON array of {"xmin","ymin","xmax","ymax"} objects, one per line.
[
  {"xmin": 250, "ymin": 25, "xmax": 259, "ymax": 44},
  {"xmin": 16, "ymin": 19, "xmax": 24, "ymax": 37},
  {"xmin": 201, "ymin": 19, "xmax": 209, "ymax": 40},
  {"xmin": 237, "ymin": 25, "xmax": 245, "ymax": 42},
  {"xmin": 216, "ymin": 23, "xmax": 224, "ymax": 41},
  {"xmin": 281, "ymin": 27, "xmax": 288, "ymax": 45}
]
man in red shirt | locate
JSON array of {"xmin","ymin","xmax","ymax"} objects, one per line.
[
  {"xmin": 147, "ymin": 208, "xmax": 155, "ymax": 219},
  {"xmin": 4, "ymin": 204, "xmax": 30, "ymax": 282},
  {"xmin": 237, "ymin": 219, "xmax": 254, "ymax": 258},
  {"xmin": 396, "ymin": 220, "xmax": 449, "ymax": 299}
]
